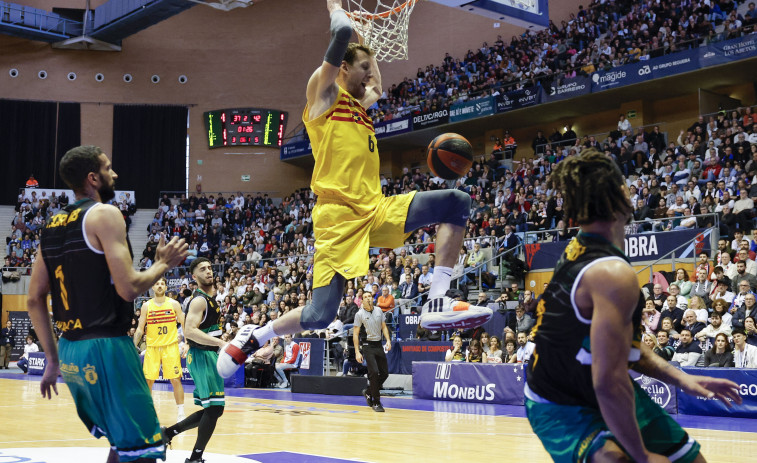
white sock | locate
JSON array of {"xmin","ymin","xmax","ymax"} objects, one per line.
[
  {"xmin": 177, "ymin": 404, "xmax": 184, "ymax": 414},
  {"xmin": 428, "ymin": 266, "xmax": 453, "ymax": 299},
  {"xmin": 252, "ymin": 323, "xmax": 279, "ymax": 345}
]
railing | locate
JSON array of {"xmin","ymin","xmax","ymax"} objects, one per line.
[
  {"xmin": 157, "ymin": 191, "xmax": 285, "ymax": 208},
  {"xmin": 635, "ymin": 226, "xmax": 720, "ymax": 283},
  {"xmin": 532, "ymin": 121, "xmax": 671, "ymax": 156},
  {"xmin": 1, "ymin": 4, "xmax": 82, "ymax": 37},
  {"xmin": 524, "ymin": 213, "xmax": 720, "ymax": 243}
]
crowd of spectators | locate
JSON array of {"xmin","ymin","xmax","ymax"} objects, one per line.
[
  {"xmin": 4, "ymin": 189, "xmax": 135, "ymax": 272},
  {"xmin": 368, "ymin": 0, "xmax": 757, "ymax": 123}
]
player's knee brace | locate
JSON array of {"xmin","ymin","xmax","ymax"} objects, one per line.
[
  {"xmin": 440, "ymin": 189, "xmax": 471, "ymax": 226},
  {"xmin": 300, "ymin": 302, "xmax": 339, "ymax": 330}
]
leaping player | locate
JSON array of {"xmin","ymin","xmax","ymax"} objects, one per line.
[
  {"xmin": 133, "ymin": 276, "xmax": 187, "ymax": 422},
  {"xmin": 217, "ymin": 0, "xmax": 492, "ymax": 378}
]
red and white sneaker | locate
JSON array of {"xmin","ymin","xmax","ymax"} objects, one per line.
[
  {"xmin": 217, "ymin": 324, "xmax": 260, "ymax": 378},
  {"xmin": 419, "ymin": 296, "xmax": 493, "ymax": 330}
]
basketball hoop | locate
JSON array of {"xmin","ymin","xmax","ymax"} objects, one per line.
[{"xmin": 344, "ymin": 0, "xmax": 419, "ymax": 62}]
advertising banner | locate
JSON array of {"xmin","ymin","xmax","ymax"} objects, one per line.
[
  {"xmin": 389, "ymin": 341, "xmax": 451, "ymax": 374},
  {"xmin": 525, "ymin": 228, "xmax": 713, "ymax": 271},
  {"xmin": 590, "ymin": 60, "xmax": 652, "ymax": 92},
  {"xmin": 292, "ymin": 338, "xmax": 324, "ymax": 376},
  {"xmin": 413, "ymin": 361, "xmax": 526, "ymax": 405},
  {"xmin": 648, "ymin": 47, "xmax": 700, "ymax": 79},
  {"xmin": 677, "ymin": 367, "xmax": 757, "ymax": 418},
  {"xmin": 543, "ymin": 76, "xmax": 591, "ymax": 103},
  {"xmin": 27, "ymin": 352, "xmax": 48, "ymax": 376},
  {"xmin": 374, "ymin": 115, "xmax": 413, "ymax": 139},
  {"xmin": 496, "ymin": 87, "xmax": 542, "ymax": 112},
  {"xmin": 280, "ymin": 139, "xmax": 312, "ymax": 160},
  {"xmin": 412, "ymin": 109, "xmax": 449, "ymax": 129},
  {"xmin": 450, "ymin": 96, "xmax": 495, "ymax": 122},
  {"xmin": 629, "ymin": 370, "xmax": 678, "ymax": 415},
  {"xmin": 398, "ymin": 314, "xmax": 420, "ymax": 340},
  {"xmin": 700, "ymin": 35, "xmax": 757, "ymax": 67}
]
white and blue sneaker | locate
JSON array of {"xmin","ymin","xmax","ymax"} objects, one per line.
[{"xmin": 419, "ymin": 296, "xmax": 493, "ymax": 330}]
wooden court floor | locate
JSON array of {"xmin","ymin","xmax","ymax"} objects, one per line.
[{"xmin": 1, "ymin": 375, "xmax": 757, "ymax": 463}]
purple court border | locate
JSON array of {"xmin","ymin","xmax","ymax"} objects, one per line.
[{"xmin": 3, "ymin": 369, "xmax": 757, "ymax": 433}]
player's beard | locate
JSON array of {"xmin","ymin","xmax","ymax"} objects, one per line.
[{"xmin": 98, "ymin": 173, "xmax": 116, "ymax": 202}]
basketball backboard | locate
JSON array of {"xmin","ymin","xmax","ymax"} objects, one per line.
[{"xmin": 428, "ymin": 0, "xmax": 549, "ymax": 30}]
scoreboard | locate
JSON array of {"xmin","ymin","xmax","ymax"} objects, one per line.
[{"xmin": 204, "ymin": 107, "xmax": 288, "ymax": 148}]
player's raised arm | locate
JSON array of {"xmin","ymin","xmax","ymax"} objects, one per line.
[
  {"xmin": 358, "ymin": 52, "xmax": 382, "ymax": 109},
  {"xmin": 306, "ymin": 0, "xmax": 353, "ymax": 119}
]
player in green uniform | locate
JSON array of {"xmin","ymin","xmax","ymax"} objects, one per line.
[
  {"xmin": 161, "ymin": 257, "xmax": 225, "ymax": 463},
  {"xmin": 27, "ymin": 145, "xmax": 188, "ymax": 462},
  {"xmin": 525, "ymin": 149, "xmax": 742, "ymax": 463}
]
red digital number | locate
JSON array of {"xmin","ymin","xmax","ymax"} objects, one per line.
[
  {"xmin": 253, "ymin": 115, "xmax": 262, "ymax": 122},
  {"xmin": 232, "ymin": 114, "xmax": 241, "ymax": 123},
  {"xmin": 221, "ymin": 112, "xmax": 226, "ymax": 123},
  {"xmin": 280, "ymin": 113, "xmax": 285, "ymax": 121},
  {"xmin": 240, "ymin": 137, "xmax": 247, "ymax": 143},
  {"xmin": 243, "ymin": 115, "xmax": 249, "ymax": 122},
  {"xmin": 231, "ymin": 136, "xmax": 236, "ymax": 143},
  {"xmin": 254, "ymin": 137, "xmax": 259, "ymax": 143}
]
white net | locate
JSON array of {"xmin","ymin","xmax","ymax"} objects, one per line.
[{"xmin": 344, "ymin": 0, "xmax": 419, "ymax": 62}]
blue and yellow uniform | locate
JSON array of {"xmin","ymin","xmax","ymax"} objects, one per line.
[
  {"xmin": 304, "ymin": 86, "xmax": 415, "ymax": 289},
  {"xmin": 525, "ymin": 232, "xmax": 700, "ymax": 463},
  {"xmin": 40, "ymin": 198, "xmax": 164, "ymax": 462},
  {"xmin": 142, "ymin": 298, "xmax": 182, "ymax": 380}
]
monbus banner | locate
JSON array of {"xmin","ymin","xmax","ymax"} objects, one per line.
[
  {"xmin": 412, "ymin": 361, "xmax": 525, "ymax": 405},
  {"xmin": 524, "ymin": 228, "xmax": 713, "ymax": 271}
]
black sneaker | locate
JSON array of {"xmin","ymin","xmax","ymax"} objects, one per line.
[
  {"xmin": 362, "ymin": 388, "xmax": 373, "ymax": 407},
  {"xmin": 184, "ymin": 458, "xmax": 206, "ymax": 463},
  {"xmin": 372, "ymin": 403, "xmax": 385, "ymax": 412},
  {"xmin": 160, "ymin": 426, "xmax": 173, "ymax": 448}
]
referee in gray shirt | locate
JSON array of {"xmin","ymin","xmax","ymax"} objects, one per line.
[{"xmin": 353, "ymin": 292, "xmax": 392, "ymax": 412}]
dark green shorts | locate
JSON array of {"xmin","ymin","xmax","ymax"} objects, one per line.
[
  {"xmin": 525, "ymin": 380, "xmax": 700, "ymax": 463},
  {"xmin": 58, "ymin": 336, "xmax": 165, "ymax": 462},
  {"xmin": 187, "ymin": 347, "xmax": 225, "ymax": 408}
]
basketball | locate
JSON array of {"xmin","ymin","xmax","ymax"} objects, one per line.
[{"xmin": 427, "ymin": 133, "xmax": 473, "ymax": 180}]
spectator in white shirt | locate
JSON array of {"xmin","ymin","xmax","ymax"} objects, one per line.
[
  {"xmin": 516, "ymin": 331, "xmax": 535, "ymax": 363},
  {"xmin": 733, "ymin": 328, "xmax": 757, "ymax": 368}
]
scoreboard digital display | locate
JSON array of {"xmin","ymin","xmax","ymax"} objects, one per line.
[{"xmin": 203, "ymin": 108, "xmax": 288, "ymax": 148}]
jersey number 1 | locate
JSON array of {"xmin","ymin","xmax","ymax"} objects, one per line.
[{"xmin": 55, "ymin": 265, "xmax": 70, "ymax": 311}]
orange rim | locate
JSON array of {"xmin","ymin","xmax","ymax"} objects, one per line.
[{"xmin": 346, "ymin": 0, "xmax": 418, "ymax": 20}]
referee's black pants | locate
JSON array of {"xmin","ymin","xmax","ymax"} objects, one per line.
[{"xmin": 362, "ymin": 341, "xmax": 389, "ymax": 404}]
